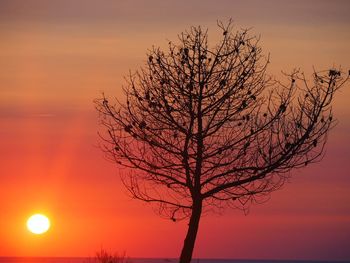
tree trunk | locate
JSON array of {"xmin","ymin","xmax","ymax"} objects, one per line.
[{"xmin": 179, "ymin": 199, "xmax": 202, "ymax": 263}]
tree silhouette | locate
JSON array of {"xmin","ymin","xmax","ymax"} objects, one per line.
[{"xmin": 95, "ymin": 21, "xmax": 348, "ymax": 263}]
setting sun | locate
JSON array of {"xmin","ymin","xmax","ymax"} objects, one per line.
[{"xmin": 26, "ymin": 214, "xmax": 51, "ymax": 235}]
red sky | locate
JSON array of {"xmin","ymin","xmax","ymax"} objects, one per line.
[{"xmin": 1, "ymin": 0, "xmax": 350, "ymax": 260}]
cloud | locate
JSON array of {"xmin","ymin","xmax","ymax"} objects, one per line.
[{"xmin": 1, "ymin": 0, "xmax": 349, "ymax": 27}]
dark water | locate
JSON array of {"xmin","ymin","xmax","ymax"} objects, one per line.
[{"xmin": 0, "ymin": 258, "xmax": 348, "ymax": 263}]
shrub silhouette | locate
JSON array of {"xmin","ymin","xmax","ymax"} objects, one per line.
[{"xmin": 95, "ymin": 248, "xmax": 130, "ymax": 263}]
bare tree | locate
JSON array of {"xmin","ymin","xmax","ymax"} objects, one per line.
[{"xmin": 95, "ymin": 21, "xmax": 348, "ymax": 263}]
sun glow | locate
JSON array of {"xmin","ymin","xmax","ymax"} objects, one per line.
[{"xmin": 26, "ymin": 214, "xmax": 50, "ymax": 234}]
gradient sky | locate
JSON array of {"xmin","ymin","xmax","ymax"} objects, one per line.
[{"xmin": 1, "ymin": 0, "xmax": 350, "ymax": 260}]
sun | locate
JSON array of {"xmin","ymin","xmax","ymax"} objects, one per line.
[{"xmin": 26, "ymin": 214, "xmax": 50, "ymax": 234}]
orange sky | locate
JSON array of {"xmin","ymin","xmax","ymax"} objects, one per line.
[{"xmin": 1, "ymin": 0, "xmax": 350, "ymax": 260}]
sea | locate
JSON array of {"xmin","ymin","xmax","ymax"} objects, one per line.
[{"xmin": 0, "ymin": 258, "xmax": 348, "ymax": 263}]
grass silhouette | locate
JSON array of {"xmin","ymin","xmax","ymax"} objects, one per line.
[{"xmin": 95, "ymin": 248, "xmax": 130, "ymax": 263}]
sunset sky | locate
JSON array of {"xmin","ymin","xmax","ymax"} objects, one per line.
[{"xmin": 1, "ymin": 0, "xmax": 350, "ymax": 260}]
